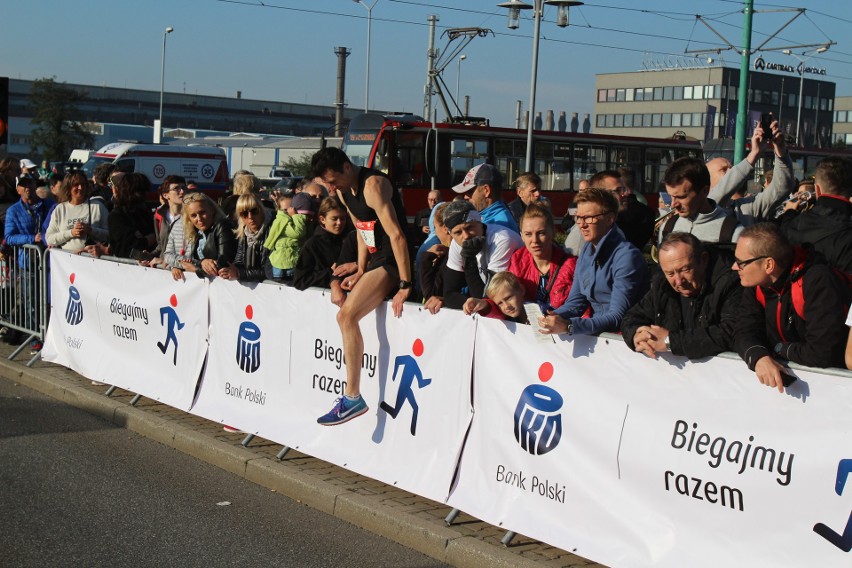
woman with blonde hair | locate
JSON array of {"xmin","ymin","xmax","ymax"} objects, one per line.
[
  {"xmin": 174, "ymin": 192, "xmax": 236, "ymax": 280},
  {"xmin": 218, "ymin": 193, "xmax": 270, "ymax": 282}
]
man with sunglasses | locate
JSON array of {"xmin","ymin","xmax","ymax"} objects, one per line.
[
  {"xmin": 539, "ymin": 188, "xmax": 648, "ymax": 336},
  {"xmin": 733, "ymin": 223, "xmax": 850, "ymax": 393}
]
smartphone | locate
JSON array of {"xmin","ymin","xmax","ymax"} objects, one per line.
[
  {"xmin": 129, "ymin": 249, "xmax": 155, "ymax": 262},
  {"xmin": 760, "ymin": 113, "xmax": 773, "ymax": 135},
  {"xmin": 780, "ymin": 369, "xmax": 797, "ymax": 388}
]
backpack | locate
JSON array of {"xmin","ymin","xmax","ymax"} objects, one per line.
[
  {"xmin": 660, "ymin": 212, "xmax": 739, "ymax": 245},
  {"xmin": 754, "ymin": 246, "xmax": 852, "ymax": 320}
]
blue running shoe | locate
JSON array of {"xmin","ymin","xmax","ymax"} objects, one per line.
[{"xmin": 317, "ymin": 395, "xmax": 369, "ymax": 426}]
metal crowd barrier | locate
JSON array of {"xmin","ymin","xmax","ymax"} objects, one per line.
[{"xmin": 1, "ymin": 244, "xmax": 48, "ymax": 367}]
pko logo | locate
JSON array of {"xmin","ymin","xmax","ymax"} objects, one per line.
[
  {"xmin": 236, "ymin": 304, "xmax": 261, "ymax": 373},
  {"xmin": 65, "ymin": 273, "xmax": 83, "ymax": 325},
  {"xmin": 513, "ymin": 362, "xmax": 563, "ymax": 456}
]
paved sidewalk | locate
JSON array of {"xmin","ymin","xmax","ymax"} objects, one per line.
[{"xmin": 0, "ymin": 345, "xmax": 605, "ymax": 568}]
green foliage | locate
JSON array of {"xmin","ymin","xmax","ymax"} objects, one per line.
[
  {"xmin": 29, "ymin": 78, "xmax": 94, "ymax": 162},
  {"xmin": 282, "ymin": 152, "xmax": 314, "ymax": 177}
]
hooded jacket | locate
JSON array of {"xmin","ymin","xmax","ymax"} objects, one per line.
[{"xmin": 781, "ymin": 195, "xmax": 852, "ymax": 273}]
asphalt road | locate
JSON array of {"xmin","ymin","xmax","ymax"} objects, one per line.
[{"xmin": 0, "ymin": 376, "xmax": 448, "ymax": 568}]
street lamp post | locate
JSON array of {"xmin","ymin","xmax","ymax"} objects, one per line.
[
  {"xmin": 783, "ymin": 45, "xmax": 829, "ymax": 147},
  {"xmin": 456, "ymin": 54, "xmax": 467, "ymax": 111},
  {"xmin": 158, "ymin": 26, "xmax": 174, "ymax": 144},
  {"xmin": 353, "ymin": 0, "xmax": 378, "ymax": 113},
  {"xmin": 497, "ymin": 0, "xmax": 582, "ymax": 172}
]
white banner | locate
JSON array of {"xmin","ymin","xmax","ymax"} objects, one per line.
[
  {"xmin": 192, "ymin": 284, "xmax": 476, "ymax": 503},
  {"xmin": 42, "ymin": 251, "xmax": 208, "ymax": 410},
  {"xmin": 448, "ymin": 317, "xmax": 852, "ymax": 568}
]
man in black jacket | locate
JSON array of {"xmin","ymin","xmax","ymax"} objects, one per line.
[
  {"xmin": 733, "ymin": 223, "xmax": 850, "ymax": 393},
  {"xmin": 781, "ymin": 156, "xmax": 852, "ymax": 272},
  {"xmin": 622, "ymin": 232, "xmax": 741, "ymax": 359}
]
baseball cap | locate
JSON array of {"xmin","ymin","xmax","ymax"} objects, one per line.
[
  {"xmin": 20, "ymin": 158, "xmax": 38, "ymax": 170},
  {"xmin": 443, "ymin": 200, "xmax": 482, "ymax": 231},
  {"xmin": 452, "ymin": 163, "xmax": 503, "ymax": 194}
]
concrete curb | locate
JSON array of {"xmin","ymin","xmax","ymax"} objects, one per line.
[{"xmin": 0, "ymin": 356, "xmax": 555, "ymax": 568}]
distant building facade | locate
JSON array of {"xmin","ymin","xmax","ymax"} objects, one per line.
[
  {"xmin": 2, "ymin": 78, "xmax": 364, "ymax": 157},
  {"xmin": 833, "ymin": 96, "xmax": 852, "ymax": 147},
  {"xmin": 594, "ymin": 61, "xmax": 836, "ymax": 148}
]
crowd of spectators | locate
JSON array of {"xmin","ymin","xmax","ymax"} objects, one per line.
[{"xmin": 3, "ymin": 115, "xmax": 852, "ymax": 393}]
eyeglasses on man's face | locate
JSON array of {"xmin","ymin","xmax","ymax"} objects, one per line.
[
  {"xmin": 573, "ymin": 211, "xmax": 612, "ymax": 225},
  {"xmin": 733, "ymin": 255, "xmax": 767, "ymax": 270}
]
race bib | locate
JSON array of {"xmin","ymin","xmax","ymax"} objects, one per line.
[{"xmin": 355, "ymin": 220, "xmax": 378, "ymax": 253}]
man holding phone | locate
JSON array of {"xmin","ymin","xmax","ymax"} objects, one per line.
[{"xmin": 708, "ymin": 113, "xmax": 794, "ymax": 226}]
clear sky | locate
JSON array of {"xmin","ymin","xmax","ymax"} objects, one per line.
[{"xmin": 2, "ymin": 0, "xmax": 850, "ymax": 128}]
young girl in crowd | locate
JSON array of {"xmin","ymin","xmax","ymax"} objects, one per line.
[
  {"xmin": 463, "ymin": 271, "xmax": 529, "ymax": 324},
  {"xmin": 173, "ymin": 192, "xmax": 236, "ymax": 281},
  {"xmin": 264, "ymin": 192, "xmax": 317, "ymax": 281},
  {"xmin": 293, "ymin": 196, "xmax": 356, "ymax": 306}
]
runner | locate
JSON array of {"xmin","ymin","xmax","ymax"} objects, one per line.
[{"xmin": 310, "ymin": 147, "xmax": 412, "ymax": 426}]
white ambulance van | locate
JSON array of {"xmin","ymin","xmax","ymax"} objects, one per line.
[{"xmin": 82, "ymin": 143, "xmax": 229, "ymax": 198}]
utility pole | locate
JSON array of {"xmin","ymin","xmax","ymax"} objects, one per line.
[
  {"xmin": 733, "ymin": 0, "xmax": 754, "ymax": 164},
  {"xmin": 423, "ymin": 15, "xmax": 438, "ymax": 120}
]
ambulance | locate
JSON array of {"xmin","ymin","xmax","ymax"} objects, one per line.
[{"xmin": 82, "ymin": 143, "xmax": 229, "ymax": 198}]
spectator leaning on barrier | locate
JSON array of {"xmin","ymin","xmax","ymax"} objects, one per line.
[
  {"xmin": 733, "ymin": 223, "xmax": 851, "ymax": 392},
  {"xmin": 218, "ymin": 193, "xmax": 270, "ymax": 283},
  {"xmin": 539, "ymin": 188, "xmax": 649, "ymax": 337},
  {"xmin": 418, "ymin": 202, "xmax": 451, "ymax": 314},
  {"xmin": 507, "ymin": 172, "xmax": 542, "ymax": 226},
  {"xmin": 441, "ymin": 200, "xmax": 523, "ymax": 310},
  {"xmin": 453, "ymin": 163, "xmax": 519, "ymax": 233},
  {"xmin": 659, "ymin": 157, "xmax": 743, "ymax": 246},
  {"xmin": 151, "ymin": 175, "xmax": 186, "ymax": 258},
  {"xmin": 463, "ymin": 271, "xmax": 529, "ymax": 323},
  {"xmin": 46, "ymin": 170, "xmax": 109, "ymax": 252},
  {"xmin": 621, "ymin": 232, "xmax": 741, "ymax": 359},
  {"xmin": 708, "ymin": 117, "xmax": 793, "ymax": 227},
  {"xmin": 780, "ymin": 156, "xmax": 852, "ymax": 273},
  {"xmin": 175, "ymin": 192, "xmax": 236, "ymax": 281}
]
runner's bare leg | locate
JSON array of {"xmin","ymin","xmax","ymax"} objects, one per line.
[{"xmin": 336, "ymin": 266, "xmax": 396, "ymax": 397}]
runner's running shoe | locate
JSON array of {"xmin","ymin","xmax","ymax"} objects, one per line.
[{"xmin": 317, "ymin": 395, "xmax": 368, "ymax": 426}]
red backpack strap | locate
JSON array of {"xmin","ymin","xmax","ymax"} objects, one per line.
[
  {"xmin": 755, "ymin": 286, "xmax": 766, "ymax": 308},
  {"xmin": 790, "ymin": 278, "xmax": 805, "ymax": 320}
]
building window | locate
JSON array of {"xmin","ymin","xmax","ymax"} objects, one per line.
[
  {"xmin": 663, "ymin": 86, "xmax": 673, "ymax": 100},
  {"xmin": 729, "ymin": 88, "xmax": 737, "ymax": 101},
  {"xmin": 597, "ymin": 89, "xmax": 607, "ymax": 103},
  {"xmin": 634, "ymin": 88, "xmax": 644, "ymax": 102},
  {"xmin": 673, "ymin": 86, "xmax": 683, "ymax": 100},
  {"xmin": 771, "ymin": 91, "xmax": 780, "ymax": 106},
  {"xmin": 753, "ymin": 89, "xmax": 762, "ymax": 103},
  {"xmin": 654, "ymin": 87, "xmax": 663, "ymax": 101},
  {"xmin": 615, "ymin": 114, "xmax": 624, "ymax": 127},
  {"xmin": 616, "ymin": 88, "xmax": 626, "ymax": 102},
  {"xmin": 693, "ymin": 112, "xmax": 704, "ymax": 126},
  {"xmin": 788, "ymin": 93, "xmax": 797, "ymax": 108},
  {"xmin": 804, "ymin": 95, "xmax": 812, "ymax": 110},
  {"xmin": 624, "ymin": 114, "xmax": 634, "ymax": 127},
  {"xmin": 625, "ymin": 88, "xmax": 634, "ymax": 102},
  {"xmin": 644, "ymin": 87, "xmax": 654, "ymax": 101},
  {"xmin": 652, "ymin": 114, "xmax": 662, "ymax": 127},
  {"xmin": 607, "ymin": 89, "xmax": 616, "ymax": 102},
  {"xmin": 846, "ymin": 133, "xmax": 852, "ymax": 145},
  {"xmin": 713, "ymin": 85, "xmax": 721, "ymax": 98},
  {"xmin": 643, "ymin": 114, "xmax": 652, "ymax": 127},
  {"xmin": 820, "ymin": 97, "xmax": 828, "ymax": 111},
  {"xmin": 683, "ymin": 86, "xmax": 693, "ymax": 99},
  {"xmin": 682, "ymin": 113, "xmax": 692, "ymax": 127},
  {"xmin": 828, "ymin": 98, "xmax": 833, "ymax": 111},
  {"xmin": 605, "ymin": 114, "xmax": 615, "ymax": 127},
  {"xmin": 672, "ymin": 113, "xmax": 681, "ymax": 127},
  {"xmin": 693, "ymin": 85, "xmax": 704, "ymax": 99},
  {"xmin": 721, "ymin": 85, "xmax": 727, "ymax": 99},
  {"xmin": 662, "ymin": 113, "xmax": 672, "ymax": 127},
  {"xmin": 633, "ymin": 113, "xmax": 643, "ymax": 126},
  {"xmin": 596, "ymin": 114, "xmax": 606, "ymax": 127},
  {"xmin": 838, "ymin": 110, "xmax": 847, "ymax": 123}
]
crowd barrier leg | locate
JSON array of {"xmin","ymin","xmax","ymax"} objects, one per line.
[
  {"xmin": 240, "ymin": 433, "xmax": 255, "ymax": 447},
  {"xmin": 104, "ymin": 386, "xmax": 117, "ymax": 396},
  {"xmin": 501, "ymin": 531, "xmax": 517, "ymax": 546},
  {"xmin": 276, "ymin": 446, "xmax": 291, "ymax": 460},
  {"xmin": 129, "ymin": 394, "xmax": 142, "ymax": 406},
  {"xmin": 445, "ymin": 508, "xmax": 461, "ymax": 526}
]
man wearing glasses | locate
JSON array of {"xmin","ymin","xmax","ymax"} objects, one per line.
[
  {"xmin": 733, "ymin": 223, "xmax": 850, "ymax": 393},
  {"xmin": 539, "ymin": 188, "xmax": 648, "ymax": 336},
  {"xmin": 621, "ymin": 232, "xmax": 741, "ymax": 359}
]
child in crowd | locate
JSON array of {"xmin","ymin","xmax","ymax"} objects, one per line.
[
  {"xmin": 293, "ymin": 196, "xmax": 356, "ymax": 306},
  {"xmin": 462, "ymin": 271, "xmax": 528, "ymax": 324},
  {"xmin": 264, "ymin": 192, "xmax": 317, "ymax": 281}
]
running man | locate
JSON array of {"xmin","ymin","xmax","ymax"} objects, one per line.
[{"xmin": 311, "ymin": 148, "xmax": 412, "ymax": 426}]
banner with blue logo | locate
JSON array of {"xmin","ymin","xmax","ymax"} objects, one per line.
[
  {"xmin": 42, "ymin": 250, "xmax": 209, "ymax": 410},
  {"xmin": 448, "ymin": 316, "xmax": 852, "ymax": 568}
]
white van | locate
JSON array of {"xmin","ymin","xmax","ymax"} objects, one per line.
[{"xmin": 82, "ymin": 143, "xmax": 229, "ymax": 197}]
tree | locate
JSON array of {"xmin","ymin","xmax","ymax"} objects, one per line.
[
  {"xmin": 29, "ymin": 78, "xmax": 94, "ymax": 162},
  {"xmin": 282, "ymin": 152, "xmax": 314, "ymax": 177}
]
